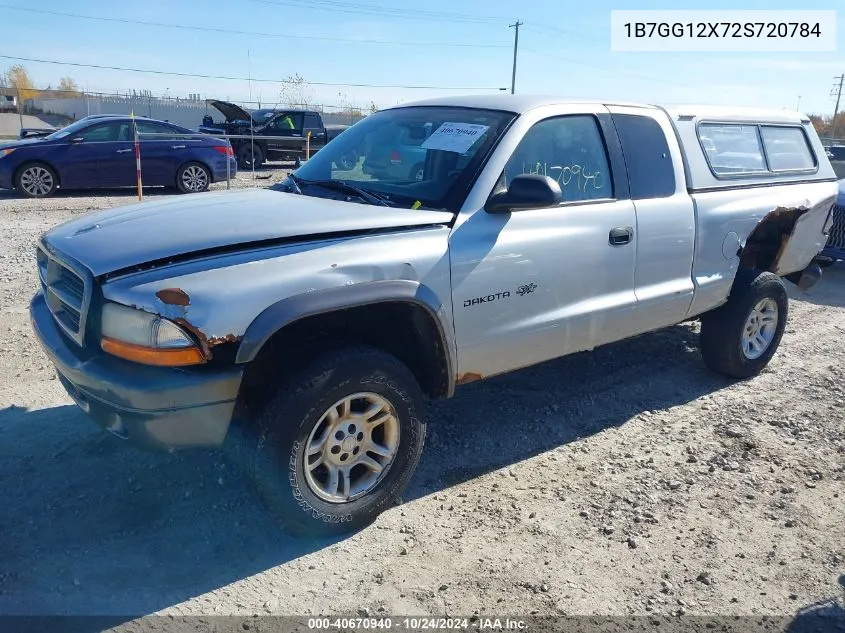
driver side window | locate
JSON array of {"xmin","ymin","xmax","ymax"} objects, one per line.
[
  {"xmin": 272, "ymin": 113, "xmax": 304, "ymax": 132},
  {"xmin": 502, "ymin": 115, "xmax": 613, "ymax": 202}
]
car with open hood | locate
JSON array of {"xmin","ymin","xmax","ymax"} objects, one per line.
[{"xmin": 199, "ymin": 99, "xmax": 352, "ymax": 169}]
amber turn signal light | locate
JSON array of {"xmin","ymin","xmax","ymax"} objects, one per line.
[{"xmin": 101, "ymin": 337, "xmax": 206, "ymax": 367}]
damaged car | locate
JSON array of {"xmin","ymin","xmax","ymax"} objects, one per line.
[
  {"xmin": 30, "ymin": 96, "xmax": 839, "ymax": 535},
  {"xmin": 818, "ymin": 177, "xmax": 845, "ymax": 265},
  {"xmin": 199, "ymin": 99, "xmax": 352, "ymax": 169}
]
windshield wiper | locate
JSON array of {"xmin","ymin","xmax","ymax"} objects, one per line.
[
  {"xmin": 286, "ymin": 173, "xmax": 304, "ymax": 194},
  {"xmin": 302, "ymin": 179, "xmax": 395, "ymax": 207}
]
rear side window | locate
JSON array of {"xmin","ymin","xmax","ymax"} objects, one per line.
[
  {"xmin": 697, "ymin": 122, "xmax": 817, "ymax": 177},
  {"xmin": 135, "ymin": 121, "xmax": 182, "ymax": 141},
  {"xmin": 698, "ymin": 123, "xmax": 767, "ymax": 175},
  {"xmin": 760, "ymin": 126, "xmax": 816, "ymax": 171},
  {"xmin": 612, "ymin": 114, "xmax": 675, "ymax": 199},
  {"xmin": 304, "ymin": 113, "xmax": 322, "ymax": 129}
]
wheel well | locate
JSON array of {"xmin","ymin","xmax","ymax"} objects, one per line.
[
  {"xmin": 14, "ymin": 160, "xmax": 60, "ymax": 187},
  {"xmin": 738, "ymin": 207, "xmax": 807, "ymax": 272},
  {"xmin": 237, "ymin": 302, "xmax": 450, "ymax": 416}
]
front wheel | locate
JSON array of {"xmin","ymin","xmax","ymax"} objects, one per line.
[
  {"xmin": 242, "ymin": 345, "xmax": 427, "ymax": 535},
  {"xmin": 699, "ymin": 269, "xmax": 788, "ymax": 378},
  {"xmin": 16, "ymin": 163, "xmax": 58, "ymax": 198}
]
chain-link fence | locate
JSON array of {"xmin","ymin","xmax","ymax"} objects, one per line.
[{"xmin": 21, "ymin": 92, "xmax": 368, "ymax": 129}]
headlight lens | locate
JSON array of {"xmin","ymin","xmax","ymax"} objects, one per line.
[
  {"xmin": 100, "ymin": 302, "xmax": 206, "ymax": 366},
  {"xmin": 0, "ymin": 148, "xmax": 15, "ymax": 158}
]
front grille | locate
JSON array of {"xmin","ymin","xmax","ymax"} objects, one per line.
[
  {"xmin": 827, "ymin": 204, "xmax": 845, "ymax": 249},
  {"xmin": 37, "ymin": 245, "xmax": 90, "ymax": 345}
]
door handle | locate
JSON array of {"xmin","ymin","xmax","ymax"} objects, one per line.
[
  {"xmin": 609, "ymin": 226, "xmax": 634, "ymax": 246},
  {"xmin": 115, "ymin": 148, "xmax": 132, "ymax": 153},
  {"xmin": 171, "ymin": 145, "xmax": 186, "ymax": 149}
]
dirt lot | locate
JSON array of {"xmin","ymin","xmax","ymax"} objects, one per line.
[{"xmin": 0, "ymin": 176, "xmax": 843, "ymax": 629}]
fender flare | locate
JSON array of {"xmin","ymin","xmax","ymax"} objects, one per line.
[{"xmin": 234, "ymin": 280, "xmax": 457, "ymax": 396}]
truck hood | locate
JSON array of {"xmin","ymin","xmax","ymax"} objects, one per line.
[
  {"xmin": 207, "ymin": 99, "xmax": 251, "ymax": 123},
  {"xmin": 42, "ymin": 188, "xmax": 454, "ymax": 277}
]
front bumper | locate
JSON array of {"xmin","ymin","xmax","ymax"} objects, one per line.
[
  {"xmin": 29, "ymin": 291, "xmax": 244, "ymax": 452},
  {"xmin": 821, "ymin": 203, "xmax": 845, "ymax": 261}
]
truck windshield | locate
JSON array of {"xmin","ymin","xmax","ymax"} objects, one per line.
[{"xmin": 287, "ymin": 106, "xmax": 516, "ymax": 212}]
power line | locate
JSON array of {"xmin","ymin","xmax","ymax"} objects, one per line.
[
  {"xmin": 251, "ymin": 0, "xmax": 511, "ymax": 24},
  {"xmin": 0, "ymin": 54, "xmax": 506, "ymax": 91},
  {"xmin": 0, "ymin": 4, "xmax": 509, "ymax": 48},
  {"xmin": 522, "ymin": 24, "xmax": 606, "ymax": 46},
  {"xmin": 520, "ymin": 48, "xmax": 689, "ymax": 88}
]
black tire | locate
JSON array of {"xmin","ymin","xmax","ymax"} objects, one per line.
[
  {"xmin": 699, "ymin": 268, "xmax": 788, "ymax": 379},
  {"xmin": 335, "ymin": 150, "xmax": 358, "ymax": 171},
  {"xmin": 175, "ymin": 162, "xmax": 211, "ymax": 194},
  {"xmin": 240, "ymin": 344, "xmax": 427, "ymax": 536},
  {"xmin": 15, "ymin": 162, "xmax": 58, "ymax": 198},
  {"xmin": 237, "ymin": 143, "xmax": 264, "ymax": 169}
]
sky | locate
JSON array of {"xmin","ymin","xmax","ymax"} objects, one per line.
[{"xmin": 0, "ymin": 0, "xmax": 843, "ymax": 116}]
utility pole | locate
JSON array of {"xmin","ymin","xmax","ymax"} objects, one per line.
[
  {"xmin": 831, "ymin": 74, "xmax": 843, "ymax": 142},
  {"xmin": 509, "ymin": 20, "xmax": 522, "ymax": 94},
  {"xmin": 15, "ymin": 86, "xmax": 23, "ymax": 132}
]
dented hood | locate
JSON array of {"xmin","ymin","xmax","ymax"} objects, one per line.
[{"xmin": 41, "ymin": 189, "xmax": 453, "ymax": 277}]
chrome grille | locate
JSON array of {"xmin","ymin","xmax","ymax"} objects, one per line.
[
  {"xmin": 37, "ymin": 245, "xmax": 90, "ymax": 345},
  {"xmin": 827, "ymin": 204, "xmax": 845, "ymax": 249}
]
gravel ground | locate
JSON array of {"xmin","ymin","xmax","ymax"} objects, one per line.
[{"xmin": 0, "ymin": 179, "xmax": 843, "ymax": 628}]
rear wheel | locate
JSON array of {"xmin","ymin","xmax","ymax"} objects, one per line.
[
  {"xmin": 335, "ymin": 150, "xmax": 358, "ymax": 171},
  {"xmin": 176, "ymin": 162, "xmax": 211, "ymax": 193},
  {"xmin": 410, "ymin": 162, "xmax": 424, "ymax": 181},
  {"xmin": 237, "ymin": 143, "xmax": 264, "ymax": 169},
  {"xmin": 237, "ymin": 344, "xmax": 427, "ymax": 536},
  {"xmin": 16, "ymin": 163, "xmax": 58, "ymax": 198},
  {"xmin": 699, "ymin": 269, "xmax": 788, "ymax": 378}
]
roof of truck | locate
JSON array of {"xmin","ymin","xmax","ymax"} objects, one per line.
[
  {"xmin": 391, "ymin": 94, "xmax": 652, "ymax": 113},
  {"xmin": 390, "ymin": 94, "xmax": 810, "ymax": 124}
]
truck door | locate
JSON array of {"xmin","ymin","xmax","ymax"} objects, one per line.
[
  {"xmin": 607, "ymin": 107, "xmax": 696, "ymax": 333},
  {"xmin": 265, "ymin": 112, "xmax": 305, "ymax": 159},
  {"xmin": 448, "ymin": 109, "xmax": 640, "ymax": 381}
]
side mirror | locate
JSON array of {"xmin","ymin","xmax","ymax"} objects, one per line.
[{"xmin": 486, "ymin": 174, "xmax": 562, "ymax": 213}]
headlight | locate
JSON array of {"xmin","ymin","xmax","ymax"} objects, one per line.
[
  {"xmin": 0, "ymin": 148, "xmax": 15, "ymax": 158},
  {"xmin": 100, "ymin": 302, "xmax": 206, "ymax": 366}
]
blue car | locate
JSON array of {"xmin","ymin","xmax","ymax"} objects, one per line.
[
  {"xmin": 820, "ymin": 178, "xmax": 845, "ymax": 264},
  {"xmin": 0, "ymin": 116, "xmax": 237, "ymax": 198}
]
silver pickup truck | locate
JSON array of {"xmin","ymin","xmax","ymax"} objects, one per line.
[{"xmin": 30, "ymin": 95, "xmax": 839, "ymax": 535}]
